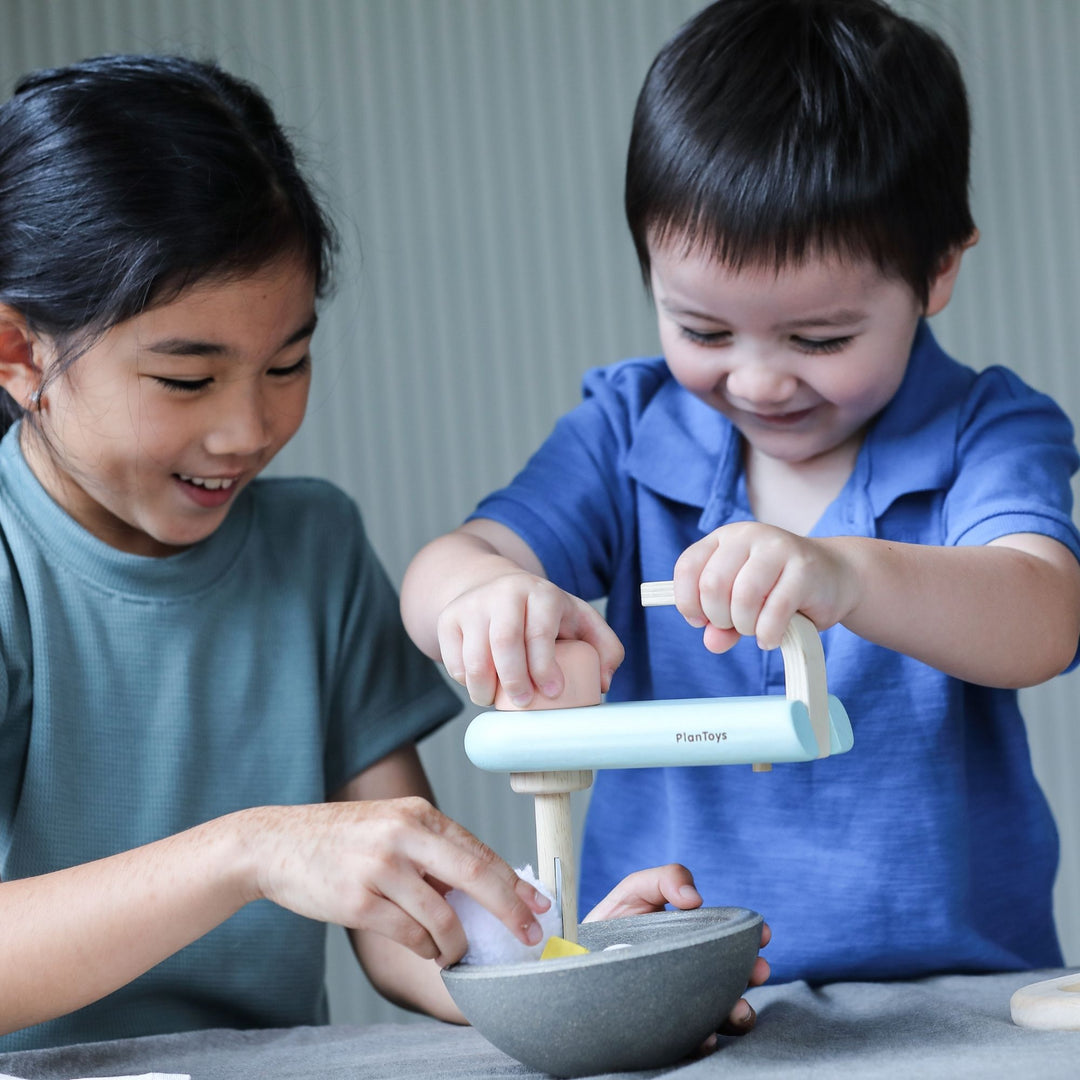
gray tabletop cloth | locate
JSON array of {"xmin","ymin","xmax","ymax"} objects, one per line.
[{"xmin": 1, "ymin": 969, "xmax": 1077, "ymax": 1080}]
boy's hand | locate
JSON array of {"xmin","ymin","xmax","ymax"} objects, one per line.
[
  {"xmin": 674, "ymin": 521, "xmax": 858, "ymax": 652},
  {"xmin": 583, "ymin": 862, "xmax": 705, "ymax": 921},
  {"xmin": 585, "ymin": 863, "xmax": 771, "ymax": 1037},
  {"xmin": 437, "ymin": 569, "xmax": 623, "ymax": 707}
]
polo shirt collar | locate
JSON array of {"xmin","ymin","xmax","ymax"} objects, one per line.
[
  {"xmin": 625, "ymin": 321, "xmax": 966, "ymax": 533},
  {"xmin": 624, "ymin": 370, "xmax": 743, "ymax": 528},
  {"xmin": 860, "ymin": 320, "xmax": 968, "ymax": 520}
]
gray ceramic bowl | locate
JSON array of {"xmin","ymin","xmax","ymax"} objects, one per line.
[{"xmin": 442, "ymin": 906, "xmax": 763, "ymax": 1078}]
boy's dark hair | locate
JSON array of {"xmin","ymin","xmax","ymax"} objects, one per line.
[
  {"xmin": 625, "ymin": 0, "xmax": 975, "ymax": 305},
  {"xmin": 0, "ymin": 53, "xmax": 337, "ymax": 432}
]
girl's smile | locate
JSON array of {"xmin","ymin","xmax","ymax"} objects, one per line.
[
  {"xmin": 175, "ymin": 472, "xmax": 243, "ymax": 508},
  {"xmin": 20, "ymin": 256, "xmax": 317, "ymax": 557}
]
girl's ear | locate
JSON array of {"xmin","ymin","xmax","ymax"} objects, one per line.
[
  {"xmin": 925, "ymin": 229, "xmax": 979, "ymax": 317},
  {"xmin": 0, "ymin": 305, "xmax": 44, "ymax": 409}
]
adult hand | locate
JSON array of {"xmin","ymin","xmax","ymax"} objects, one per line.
[{"xmin": 245, "ymin": 796, "xmax": 550, "ymax": 968}]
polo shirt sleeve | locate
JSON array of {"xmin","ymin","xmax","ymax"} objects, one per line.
[
  {"xmin": 944, "ymin": 365, "xmax": 1080, "ymax": 566},
  {"xmin": 323, "ymin": 496, "xmax": 461, "ymax": 794},
  {"xmin": 470, "ymin": 365, "xmax": 641, "ymax": 600}
]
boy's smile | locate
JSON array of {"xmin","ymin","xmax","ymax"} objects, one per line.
[
  {"xmin": 649, "ymin": 242, "xmax": 938, "ymax": 477},
  {"xmin": 20, "ymin": 257, "xmax": 317, "ymax": 557}
]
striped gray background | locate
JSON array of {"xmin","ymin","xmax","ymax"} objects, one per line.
[{"xmin": 2, "ymin": 0, "xmax": 1077, "ymax": 1025}]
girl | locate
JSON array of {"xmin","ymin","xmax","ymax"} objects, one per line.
[{"xmin": 0, "ymin": 54, "xmax": 758, "ymax": 1051}]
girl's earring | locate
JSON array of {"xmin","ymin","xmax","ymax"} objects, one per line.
[{"xmin": 28, "ymin": 389, "xmax": 41, "ymax": 409}]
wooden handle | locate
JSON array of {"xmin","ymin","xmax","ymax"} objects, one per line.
[
  {"xmin": 779, "ymin": 611, "xmax": 830, "ymax": 761},
  {"xmin": 640, "ymin": 581, "xmax": 831, "ymax": 767},
  {"xmin": 510, "ymin": 770, "xmax": 593, "ymax": 943},
  {"xmin": 640, "ymin": 580, "xmax": 676, "ymax": 607}
]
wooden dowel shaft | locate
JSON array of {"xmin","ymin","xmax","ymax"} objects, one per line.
[{"xmin": 534, "ymin": 792, "xmax": 577, "ymax": 943}]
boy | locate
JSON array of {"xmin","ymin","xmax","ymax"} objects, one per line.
[{"xmin": 401, "ymin": 0, "xmax": 1080, "ymax": 983}]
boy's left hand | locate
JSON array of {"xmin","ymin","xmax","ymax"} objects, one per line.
[
  {"xmin": 584, "ymin": 863, "xmax": 771, "ymax": 1037},
  {"xmin": 673, "ymin": 521, "xmax": 857, "ymax": 652}
]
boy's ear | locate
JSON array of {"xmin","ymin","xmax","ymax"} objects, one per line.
[
  {"xmin": 0, "ymin": 305, "xmax": 44, "ymax": 409},
  {"xmin": 925, "ymin": 229, "xmax": 979, "ymax": 317}
]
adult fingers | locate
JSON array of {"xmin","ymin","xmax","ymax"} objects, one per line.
[
  {"xmin": 348, "ymin": 878, "xmax": 452, "ymax": 962},
  {"xmin": 329, "ymin": 799, "xmax": 548, "ymax": 959},
  {"xmin": 414, "ymin": 810, "xmax": 549, "ymax": 951}
]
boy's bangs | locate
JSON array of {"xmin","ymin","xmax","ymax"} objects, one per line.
[{"xmin": 644, "ymin": 179, "xmax": 914, "ymax": 291}]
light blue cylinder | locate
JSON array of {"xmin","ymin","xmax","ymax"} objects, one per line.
[{"xmin": 464, "ymin": 695, "xmax": 853, "ymax": 772}]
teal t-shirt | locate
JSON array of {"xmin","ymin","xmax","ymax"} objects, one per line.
[{"xmin": 0, "ymin": 424, "xmax": 461, "ymax": 1050}]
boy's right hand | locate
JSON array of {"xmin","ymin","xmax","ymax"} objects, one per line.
[
  {"xmin": 401, "ymin": 519, "xmax": 623, "ymax": 708},
  {"xmin": 437, "ymin": 568, "xmax": 623, "ymax": 707}
]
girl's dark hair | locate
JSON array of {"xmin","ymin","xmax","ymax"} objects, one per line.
[
  {"xmin": 625, "ymin": 0, "xmax": 975, "ymax": 304},
  {"xmin": 0, "ymin": 53, "xmax": 337, "ymax": 432}
]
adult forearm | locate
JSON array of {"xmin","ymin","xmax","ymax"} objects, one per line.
[
  {"xmin": 0, "ymin": 812, "xmax": 253, "ymax": 1035},
  {"xmin": 831, "ymin": 535, "xmax": 1080, "ymax": 687}
]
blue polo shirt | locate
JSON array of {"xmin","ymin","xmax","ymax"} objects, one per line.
[{"xmin": 472, "ymin": 322, "xmax": 1080, "ymax": 983}]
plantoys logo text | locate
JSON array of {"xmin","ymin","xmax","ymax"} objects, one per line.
[{"xmin": 674, "ymin": 731, "xmax": 727, "ymax": 744}]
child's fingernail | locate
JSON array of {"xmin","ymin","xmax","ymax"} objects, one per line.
[
  {"xmin": 525, "ymin": 921, "xmax": 543, "ymax": 945},
  {"xmin": 679, "ymin": 884, "xmax": 701, "ymax": 902},
  {"xmin": 540, "ymin": 682, "xmax": 561, "ymax": 698},
  {"xmin": 511, "ymin": 692, "xmax": 533, "ymax": 707},
  {"xmin": 733, "ymin": 1000, "xmax": 753, "ymax": 1024},
  {"xmin": 686, "ymin": 616, "xmax": 706, "ymax": 628}
]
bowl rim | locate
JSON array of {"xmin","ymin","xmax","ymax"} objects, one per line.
[{"xmin": 441, "ymin": 904, "xmax": 762, "ymax": 980}]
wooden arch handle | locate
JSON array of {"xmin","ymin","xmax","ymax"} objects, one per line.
[{"xmin": 640, "ymin": 582, "xmax": 832, "ymax": 769}]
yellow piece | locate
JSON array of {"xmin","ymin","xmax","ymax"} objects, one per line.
[{"xmin": 541, "ymin": 935, "xmax": 590, "ymax": 960}]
